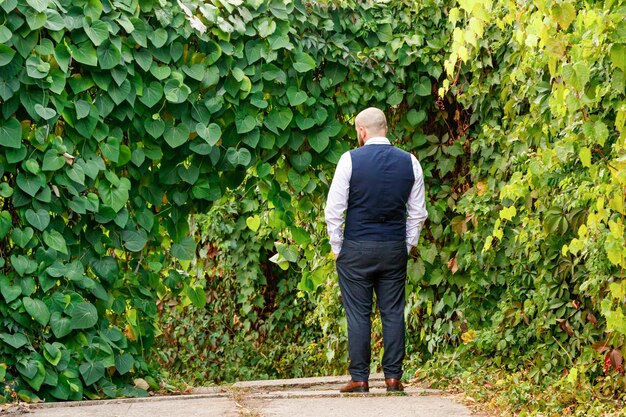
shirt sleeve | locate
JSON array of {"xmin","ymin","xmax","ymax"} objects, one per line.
[
  {"xmin": 324, "ymin": 152, "xmax": 352, "ymax": 255},
  {"xmin": 406, "ymin": 154, "xmax": 428, "ymax": 252}
]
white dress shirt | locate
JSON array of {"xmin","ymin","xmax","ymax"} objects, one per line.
[{"xmin": 324, "ymin": 137, "xmax": 428, "ymax": 255}]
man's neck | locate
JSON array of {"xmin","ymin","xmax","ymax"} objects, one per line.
[{"xmin": 363, "ymin": 136, "xmax": 390, "ymax": 145}]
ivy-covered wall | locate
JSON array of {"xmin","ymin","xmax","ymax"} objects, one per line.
[
  {"xmin": 0, "ymin": 0, "xmax": 456, "ymax": 401},
  {"xmin": 2, "ymin": 0, "xmax": 625, "ymax": 408}
]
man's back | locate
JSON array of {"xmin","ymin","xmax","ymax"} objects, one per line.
[{"xmin": 344, "ymin": 144, "xmax": 414, "ymax": 242}]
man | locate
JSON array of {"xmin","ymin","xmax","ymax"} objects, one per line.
[{"xmin": 324, "ymin": 107, "xmax": 428, "ymax": 393}]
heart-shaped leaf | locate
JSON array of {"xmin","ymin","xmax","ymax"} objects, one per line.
[
  {"xmin": 293, "ymin": 51, "xmax": 316, "ymax": 73},
  {"xmin": 25, "ymin": 208, "xmax": 50, "ymax": 231},
  {"xmin": 0, "ymin": 117, "xmax": 21, "ymax": 148},
  {"xmin": 295, "ymin": 114, "xmax": 315, "ymax": 130},
  {"xmin": 286, "ymin": 87, "xmax": 308, "ymax": 106},
  {"xmin": 226, "ymin": 148, "xmax": 252, "ymax": 167},
  {"xmin": 164, "ymin": 79, "xmax": 190, "ymax": 103},
  {"xmin": 0, "ymin": 276, "xmax": 22, "ymax": 303},
  {"xmin": 12, "ymin": 227, "xmax": 34, "ymax": 247},
  {"xmin": 10, "ymin": 254, "xmax": 37, "ymax": 276},
  {"xmin": 289, "ymin": 152, "xmax": 312, "ymax": 172},
  {"xmin": 84, "ymin": 20, "xmax": 109, "ymax": 46},
  {"xmin": 43, "ymin": 230, "xmax": 68, "ymax": 255},
  {"xmin": 50, "ymin": 312, "xmax": 72, "ymax": 338},
  {"xmin": 264, "ymin": 108, "xmax": 293, "ymax": 134},
  {"xmin": 0, "ymin": 333, "xmax": 28, "ymax": 349},
  {"xmin": 23, "ymin": 297, "xmax": 50, "ymax": 326},
  {"xmin": 34, "ymin": 104, "xmax": 56, "ymax": 120},
  {"xmin": 0, "ymin": 44, "xmax": 16, "ymax": 67},
  {"xmin": 70, "ymin": 302, "xmax": 98, "ymax": 329},
  {"xmin": 139, "ymin": 81, "xmax": 163, "ymax": 108},
  {"xmin": 246, "ymin": 215, "xmax": 260, "ymax": 232},
  {"xmin": 196, "ymin": 123, "xmax": 221, "ymax": 146},
  {"xmin": 144, "ymin": 118, "xmax": 165, "ymax": 138},
  {"xmin": 164, "ymin": 123, "xmax": 190, "ymax": 148}
]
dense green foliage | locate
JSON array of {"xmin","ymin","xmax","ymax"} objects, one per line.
[
  {"xmin": 2, "ymin": 0, "xmax": 626, "ymax": 413},
  {"xmin": 0, "ymin": 0, "xmax": 453, "ymax": 402}
]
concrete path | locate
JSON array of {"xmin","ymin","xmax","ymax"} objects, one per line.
[{"xmin": 19, "ymin": 374, "xmax": 480, "ymax": 417}]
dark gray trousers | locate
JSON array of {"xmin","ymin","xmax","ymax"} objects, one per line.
[{"xmin": 336, "ymin": 239, "xmax": 408, "ymax": 382}]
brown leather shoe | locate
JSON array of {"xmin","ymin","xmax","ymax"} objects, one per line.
[
  {"xmin": 339, "ymin": 380, "xmax": 369, "ymax": 393},
  {"xmin": 385, "ymin": 378, "xmax": 404, "ymax": 392}
]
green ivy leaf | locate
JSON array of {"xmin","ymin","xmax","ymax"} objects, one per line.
[
  {"xmin": 100, "ymin": 137, "xmax": 121, "ymax": 163},
  {"xmin": 264, "ymin": 108, "xmax": 293, "ymax": 133},
  {"xmin": 415, "ymin": 77, "xmax": 432, "ymax": 96},
  {"xmin": 551, "ymin": 2, "xmax": 576, "ymax": 30},
  {"xmin": 34, "ymin": 103, "xmax": 56, "ymax": 120},
  {"xmin": 0, "ymin": 183, "xmax": 13, "ymax": 198},
  {"xmin": 23, "ymin": 297, "xmax": 50, "ymax": 326},
  {"xmin": 115, "ymin": 353, "xmax": 134, "ymax": 375},
  {"xmin": 182, "ymin": 64, "xmax": 205, "ymax": 81},
  {"xmin": 257, "ymin": 18, "xmax": 276, "ymax": 37},
  {"xmin": 226, "ymin": 148, "xmax": 252, "ymax": 166},
  {"xmin": 12, "ymin": 227, "xmax": 34, "ymax": 248},
  {"xmin": 26, "ymin": 0, "xmax": 48, "ymax": 12},
  {"xmin": 79, "ymin": 361, "xmax": 104, "ymax": 386},
  {"xmin": 562, "ymin": 62, "xmax": 589, "ymax": 92},
  {"xmin": 236, "ymin": 114, "xmax": 257, "ymax": 134},
  {"xmin": 43, "ymin": 230, "xmax": 68, "ymax": 255},
  {"xmin": 10, "ymin": 255, "xmax": 37, "ymax": 276},
  {"xmin": 122, "ymin": 229, "xmax": 148, "ymax": 252},
  {"xmin": 69, "ymin": 42, "xmax": 97, "ymax": 66},
  {"xmin": 42, "ymin": 150, "xmax": 65, "ymax": 171},
  {"xmin": 246, "ymin": 215, "xmax": 261, "ymax": 232},
  {"xmin": 163, "ymin": 123, "xmax": 190, "ymax": 148},
  {"xmin": 97, "ymin": 39, "xmax": 121, "ymax": 70},
  {"xmin": 288, "ymin": 169, "xmax": 308, "ymax": 193},
  {"xmin": 70, "ymin": 302, "xmax": 98, "ymax": 330},
  {"xmin": 84, "ymin": 20, "xmax": 109, "ymax": 46},
  {"xmin": 164, "ymin": 79, "xmax": 190, "ymax": 103},
  {"xmin": 579, "ymin": 147, "xmax": 592, "ymax": 167},
  {"xmin": 0, "ymin": 44, "xmax": 16, "ymax": 67},
  {"xmin": 290, "ymin": 225, "xmax": 311, "ymax": 245},
  {"xmin": 50, "ymin": 312, "xmax": 72, "ymax": 338},
  {"xmin": 171, "ymin": 236, "xmax": 196, "ymax": 260},
  {"xmin": 196, "ymin": 123, "xmax": 221, "ymax": 146},
  {"xmin": 256, "ymin": 162, "xmax": 271, "ymax": 178},
  {"xmin": 0, "ymin": 26, "xmax": 11, "ymax": 44},
  {"xmin": 43, "ymin": 343, "xmax": 62, "ymax": 366},
  {"xmin": 295, "ymin": 114, "xmax": 315, "ymax": 130},
  {"xmin": 407, "ymin": 109, "xmax": 426, "ymax": 126},
  {"xmin": 139, "ymin": 82, "xmax": 163, "ymax": 108},
  {"xmin": 309, "ymin": 131, "xmax": 329, "ymax": 153},
  {"xmin": 186, "ymin": 286, "xmax": 206, "ymax": 308},
  {"xmin": 25, "ymin": 208, "xmax": 50, "ymax": 231},
  {"xmin": 84, "ymin": 0, "xmax": 102, "ymax": 19},
  {"xmin": 16, "ymin": 173, "xmax": 43, "ymax": 196},
  {"xmin": 386, "ymin": 90, "xmax": 404, "ymax": 106},
  {"xmin": 144, "ymin": 118, "xmax": 165, "ymax": 138},
  {"xmin": 286, "ymin": 87, "xmax": 308, "ymax": 106},
  {"xmin": 151, "ymin": 28, "xmax": 168, "ymax": 48},
  {"xmin": 0, "ymin": 210, "xmax": 11, "ymax": 239},
  {"xmin": 610, "ymin": 44, "xmax": 626, "ymax": 73},
  {"xmin": 0, "ymin": 333, "xmax": 28, "ymax": 349},
  {"xmin": 293, "ymin": 51, "xmax": 316, "ymax": 73},
  {"xmin": 0, "ymin": 276, "xmax": 22, "ymax": 303},
  {"xmin": 17, "ymin": 357, "xmax": 45, "ymax": 390},
  {"xmin": 0, "ymin": 117, "xmax": 22, "ymax": 148},
  {"xmin": 289, "ymin": 152, "xmax": 312, "ymax": 172}
]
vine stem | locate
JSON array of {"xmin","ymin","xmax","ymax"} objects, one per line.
[{"xmin": 552, "ymin": 335, "xmax": 574, "ymax": 366}]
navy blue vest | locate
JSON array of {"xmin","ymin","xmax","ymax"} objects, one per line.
[{"xmin": 344, "ymin": 144, "xmax": 414, "ymax": 242}]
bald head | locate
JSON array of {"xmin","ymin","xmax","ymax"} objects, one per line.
[{"xmin": 355, "ymin": 107, "xmax": 387, "ymax": 145}]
